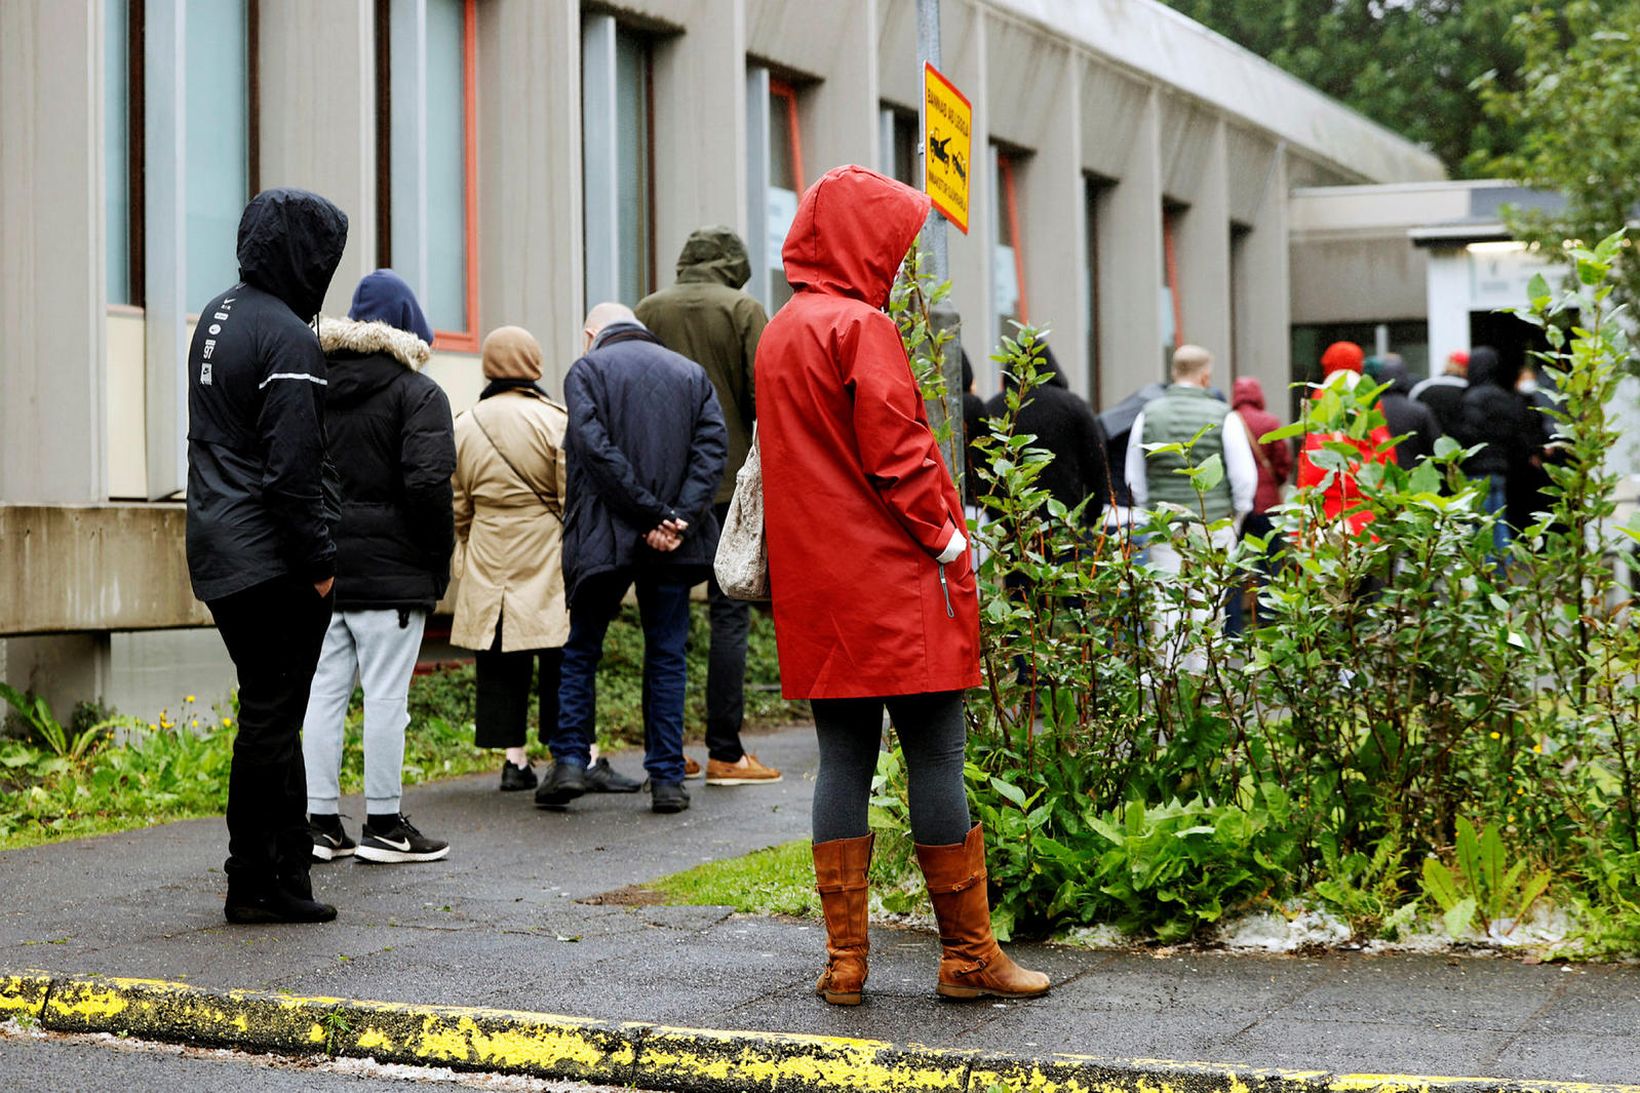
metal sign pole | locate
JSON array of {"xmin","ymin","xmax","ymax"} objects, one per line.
[{"xmin": 917, "ymin": 0, "xmax": 965, "ymax": 492}]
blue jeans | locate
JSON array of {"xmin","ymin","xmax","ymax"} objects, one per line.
[
  {"xmin": 552, "ymin": 570, "xmax": 692, "ymax": 785},
  {"xmin": 1485, "ymin": 474, "xmax": 1513, "ymax": 558}
]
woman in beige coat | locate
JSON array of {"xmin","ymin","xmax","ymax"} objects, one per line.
[{"xmin": 452, "ymin": 327, "xmax": 575, "ymax": 792}]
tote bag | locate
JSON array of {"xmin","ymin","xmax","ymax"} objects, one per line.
[{"xmin": 713, "ymin": 425, "xmax": 770, "ymax": 601}]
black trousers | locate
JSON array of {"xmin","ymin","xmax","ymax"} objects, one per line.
[
  {"xmin": 473, "ymin": 621, "xmax": 563, "ymax": 750},
  {"xmin": 208, "ymin": 574, "xmax": 332, "ymax": 890},
  {"xmin": 706, "ymin": 501, "xmax": 749, "ymax": 763}
]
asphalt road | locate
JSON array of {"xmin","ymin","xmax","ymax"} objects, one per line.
[{"xmin": 3, "ymin": 725, "xmax": 1638, "ymax": 1085}]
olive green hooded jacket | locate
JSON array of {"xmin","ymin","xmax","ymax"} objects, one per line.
[{"xmin": 635, "ymin": 227, "xmax": 767, "ymax": 503}]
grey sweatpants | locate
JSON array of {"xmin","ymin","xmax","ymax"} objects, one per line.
[{"xmin": 302, "ymin": 609, "xmax": 426, "ymax": 816}]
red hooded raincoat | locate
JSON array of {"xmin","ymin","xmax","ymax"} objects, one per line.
[{"xmin": 755, "ymin": 166, "xmax": 981, "ymax": 700}]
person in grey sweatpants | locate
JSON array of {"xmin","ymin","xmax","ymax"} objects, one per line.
[{"xmin": 300, "ymin": 270, "xmax": 456, "ymax": 864}]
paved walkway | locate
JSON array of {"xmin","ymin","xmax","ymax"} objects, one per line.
[{"xmin": 2, "ymin": 726, "xmax": 1637, "ymax": 1085}]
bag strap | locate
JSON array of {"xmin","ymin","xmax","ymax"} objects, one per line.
[{"xmin": 472, "ymin": 404, "xmax": 562, "ymax": 518}]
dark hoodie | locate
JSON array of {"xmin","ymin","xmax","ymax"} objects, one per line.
[
  {"xmin": 1453, "ymin": 345, "xmax": 1536, "ymax": 480},
  {"xmin": 186, "ymin": 188, "xmax": 349, "ymax": 603},
  {"xmin": 1376, "ymin": 357, "xmax": 1442, "ymax": 471},
  {"xmin": 635, "ymin": 227, "xmax": 768, "ymax": 503},
  {"xmin": 317, "ymin": 270, "xmax": 456, "ymax": 612},
  {"xmin": 984, "ymin": 345, "xmax": 1111, "ymax": 527}
]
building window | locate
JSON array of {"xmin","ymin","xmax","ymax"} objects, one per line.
[
  {"xmin": 880, "ymin": 107, "xmax": 919, "ymax": 188},
  {"xmin": 105, "ymin": 0, "xmax": 140, "ymax": 306},
  {"xmin": 582, "ymin": 15, "xmax": 654, "ymax": 306},
  {"xmin": 1161, "ymin": 205, "xmax": 1184, "ymax": 375},
  {"xmin": 992, "ymin": 149, "xmax": 1027, "ymax": 349},
  {"xmin": 184, "ymin": 0, "xmax": 254, "ymax": 311},
  {"xmin": 1085, "ymin": 175, "xmax": 1108, "ymax": 407},
  {"xmin": 765, "ymin": 78, "xmax": 805, "ymax": 313},
  {"xmin": 1229, "ymin": 223, "xmax": 1251, "ymax": 380},
  {"xmin": 381, "ymin": 0, "xmax": 478, "ymax": 349}
]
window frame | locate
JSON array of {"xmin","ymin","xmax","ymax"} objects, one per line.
[
  {"xmin": 769, "ymin": 77, "xmax": 805, "ymax": 192},
  {"xmin": 431, "ymin": 0, "xmax": 480, "ymax": 352},
  {"xmin": 1162, "ymin": 206, "xmax": 1184, "ymax": 348},
  {"xmin": 996, "ymin": 151, "xmax": 1028, "ymax": 325}
]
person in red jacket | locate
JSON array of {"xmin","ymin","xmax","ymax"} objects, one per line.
[
  {"xmin": 756, "ymin": 165, "xmax": 1049, "ymax": 1007},
  {"xmin": 1296, "ymin": 341, "xmax": 1395, "ymax": 536}
]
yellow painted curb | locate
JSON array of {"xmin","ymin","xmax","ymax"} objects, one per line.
[{"xmin": 1, "ymin": 971, "xmax": 1635, "ymax": 1093}]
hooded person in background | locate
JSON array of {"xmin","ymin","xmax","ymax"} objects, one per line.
[
  {"xmin": 635, "ymin": 228, "xmax": 780, "ymax": 788},
  {"xmin": 186, "ymin": 188, "xmax": 348, "ymax": 924},
  {"xmin": 984, "ymin": 343, "xmax": 1112, "ymax": 531},
  {"xmin": 1227, "ymin": 376, "xmax": 1292, "ymax": 632},
  {"xmin": 961, "ymin": 350, "xmax": 988, "ymax": 507},
  {"xmin": 1452, "ymin": 345, "xmax": 1540, "ymax": 553},
  {"xmin": 1376, "ymin": 353, "xmax": 1442, "ymax": 471},
  {"xmin": 300, "ymin": 270, "xmax": 455, "ymax": 867}
]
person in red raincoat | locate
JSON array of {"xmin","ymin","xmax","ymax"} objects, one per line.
[
  {"xmin": 756, "ymin": 165, "xmax": 1048, "ymax": 1006},
  {"xmin": 1296, "ymin": 341, "xmax": 1396, "ymax": 536}
]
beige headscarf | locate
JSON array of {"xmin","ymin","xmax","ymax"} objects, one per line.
[{"xmin": 480, "ymin": 325, "xmax": 543, "ymax": 381}]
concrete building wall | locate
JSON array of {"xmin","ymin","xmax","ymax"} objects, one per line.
[{"xmin": 0, "ymin": 0, "xmax": 1444, "ymax": 718}]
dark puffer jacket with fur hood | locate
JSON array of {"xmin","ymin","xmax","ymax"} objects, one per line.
[{"xmin": 319, "ymin": 316, "xmax": 456, "ymax": 612}]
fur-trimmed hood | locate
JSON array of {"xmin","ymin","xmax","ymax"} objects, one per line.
[{"xmin": 319, "ymin": 315, "xmax": 431, "ymax": 372}]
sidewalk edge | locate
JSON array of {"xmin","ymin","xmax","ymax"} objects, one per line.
[{"xmin": 1, "ymin": 970, "xmax": 1633, "ymax": 1093}]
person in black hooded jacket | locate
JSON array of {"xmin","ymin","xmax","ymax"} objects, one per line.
[
  {"xmin": 1452, "ymin": 344, "xmax": 1539, "ymax": 552},
  {"xmin": 1376, "ymin": 354, "xmax": 1442, "ymax": 470},
  {"xmin": 300, "ymin": 269, "xmax": 455, "ymax": 868},
  {"xmin": 186, "ymin": 187, "xmax": 348, "ymax": 925},
  {"xmin": 983, "ymin": 343, "xmax": 1112, "ymax": 530}
]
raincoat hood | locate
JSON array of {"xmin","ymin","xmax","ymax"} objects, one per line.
[
  {"xmin": 1232, "ymin": 376, "xmax": 1266, "ymax": 411},
  {"xmin": 236, "ymin": 188, "xmax": 349, "ymax": 321},
  {"xmin": 348, "ymin": 268, "xmax": 434, "ymax": 344},
  {"xmin": 782, "ymin": 165, "xmax": 931, "ymax": 309},
  {"xmin": 675, "ymin": 226, "xmax": 752, "ymax": 289},
  {"xmin": 1320, "ymin": 341, "xmax": 1365, "ymax": 377}
]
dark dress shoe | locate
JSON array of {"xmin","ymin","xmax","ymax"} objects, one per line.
[
  {"xmin": 499, "ymin": 760, "xmax": 538, "ymax": 792},
  {"xmin": 534, "ymin": 761, "xmax": 589, "ymax": 809},
  {"xmin": 225, "ymin": 878, "xmax": 338, "ymax": 925},
  {"xmin": 586, "ymin": 756, "xmax": 642, "ymax": 793},
  {"xmin": 650, "ymin": 782, "xmax": 691, "ymax": 814}
]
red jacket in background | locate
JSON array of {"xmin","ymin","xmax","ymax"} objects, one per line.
[
  {"xmin": 1231, "ymin": 376, "xmax": 1292, "ymax": 514},
  {"xmin": 1297, "ymin": 374, "xmax": 1396, "ymax": 535},
  {"xmin": 755, "ymin": 166, "xmax": 980, "ymax": 700}
]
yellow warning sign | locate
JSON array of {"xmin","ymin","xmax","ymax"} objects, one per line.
[{"xmin": 923, "ymin": 62, "xmax": 972, "ymax": 234}]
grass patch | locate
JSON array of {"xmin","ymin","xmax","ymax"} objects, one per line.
[
  {"xmin": 652, "ymin": 839, "xmax": 819, "ymax": 917},
  {"xmin": 0, "ymin": 604, "xmax": 807, "ymax": 852}
]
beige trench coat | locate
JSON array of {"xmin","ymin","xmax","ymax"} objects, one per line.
[{"xmin": 450, "ymin": 388, "xmax": 570, "ymax": 652}]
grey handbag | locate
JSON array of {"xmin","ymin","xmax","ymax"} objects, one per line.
[{"xmin": 713, "ymin": 425, "xmax": 770, "ymax": 601}]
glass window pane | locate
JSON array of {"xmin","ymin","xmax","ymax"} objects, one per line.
[
  {"xmin": 424, "ymin": 0, "xmax": 467, "ymax": 332},
  {"xmin": 105, "ymin": 0, "xmax": 131, "ymax": 305},
  {"xmin": 615, "ymin": 30, "xmax": 650, "ymax": 304},
  {"xmin": 893, "ymin": 111, "xmax": 917, "ymax": 188},
  {"xmin": 766, "ymin": 88, "xmax": 799, "ymax": 312},
  {"xmin": 184, "ymin": 0, "xmax": 248, "ymax": 311},
  {"xmin": 993, "ymin": 153, "xmax": 1020, "ymax": 341}
]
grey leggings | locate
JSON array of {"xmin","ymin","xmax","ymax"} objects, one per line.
[{"xmin": 810, "ymin": 690, "xmax": 971, "ymax": 846}]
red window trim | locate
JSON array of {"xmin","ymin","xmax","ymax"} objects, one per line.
[
  {"xmin": 769, "ymin": 78, "xmax": 805, "ymax": 191},
  {"xmin": 1162, "ymin": 207, "xmax": 1184, "ymax": 345},
  {"xmin": 433, "ymin": 0, "xmax": 479, "ymax": 353},
  {"xmin": 998, "ymin": 152, "xmax": 1028, "ymax": 324}
]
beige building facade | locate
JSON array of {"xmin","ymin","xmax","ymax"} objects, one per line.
[{"xmin": 0, "ymin": 0, "xmax": 1442, "ymax": 719}]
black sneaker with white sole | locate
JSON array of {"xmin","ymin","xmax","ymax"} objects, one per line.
[
  {"xmin": 354, "ymin": 814, "xmax": 450, "ymax": 864},
  {"xmin": 308, "ymin": 814, "xmax": 356, "ymax": 862}
]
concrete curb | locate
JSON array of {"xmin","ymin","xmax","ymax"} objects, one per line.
[{"xmin": 1, "ymin": 970, "xmax": 1633, "ymax": 1093}]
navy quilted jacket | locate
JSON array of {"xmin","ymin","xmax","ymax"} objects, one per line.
[{"xmin": 561, "ymin": 323, "xmax": 727, "ymax": 606}]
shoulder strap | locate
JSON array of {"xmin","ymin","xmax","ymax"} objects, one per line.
[{"xmin": 472, "ymin": 403, "xmax": 562, "ymax": 517}]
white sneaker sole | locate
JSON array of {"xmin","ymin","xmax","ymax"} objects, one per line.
[
  {"xmin": 355, "ymin": 844, "xmax": 450, "ymax": 864},
  {"xmin": 706, "ymin": 774, "xmax": 784, "ymax": 786},
  {"xmin": 310, "ymin": 844, "xmax": 355, "ymax": 862}
]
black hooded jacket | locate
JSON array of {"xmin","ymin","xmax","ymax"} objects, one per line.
[
  {"xmin": 984, "ymin": 346, "xmax": 1112, "ymax": 527},
  {"xmin": 1377, "ymin": 358, "xmax": 1442, "ymax": 469},
  {"xmin": 562, "ymin": 322, "xmax": 728, "ymax": 606},
  {"xmin": 320, "ymin": 315, "xmax": 455, "ymax": 613},
  {"xmin": 1453, "ymin": 346, "xmax": 1537, "ymax": 480},
  {"xmin": 186, "ymin": 189, "xmax": 349, "ymax": 602}
]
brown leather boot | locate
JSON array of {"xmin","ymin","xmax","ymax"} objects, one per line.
[
  {"xmin": 812, "ymin": 833, "xmax": 873, "ymax": 1005},
  {"xmin": 915, "ymin": 824, "xmax": 1050, "ymax": 1000}
]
